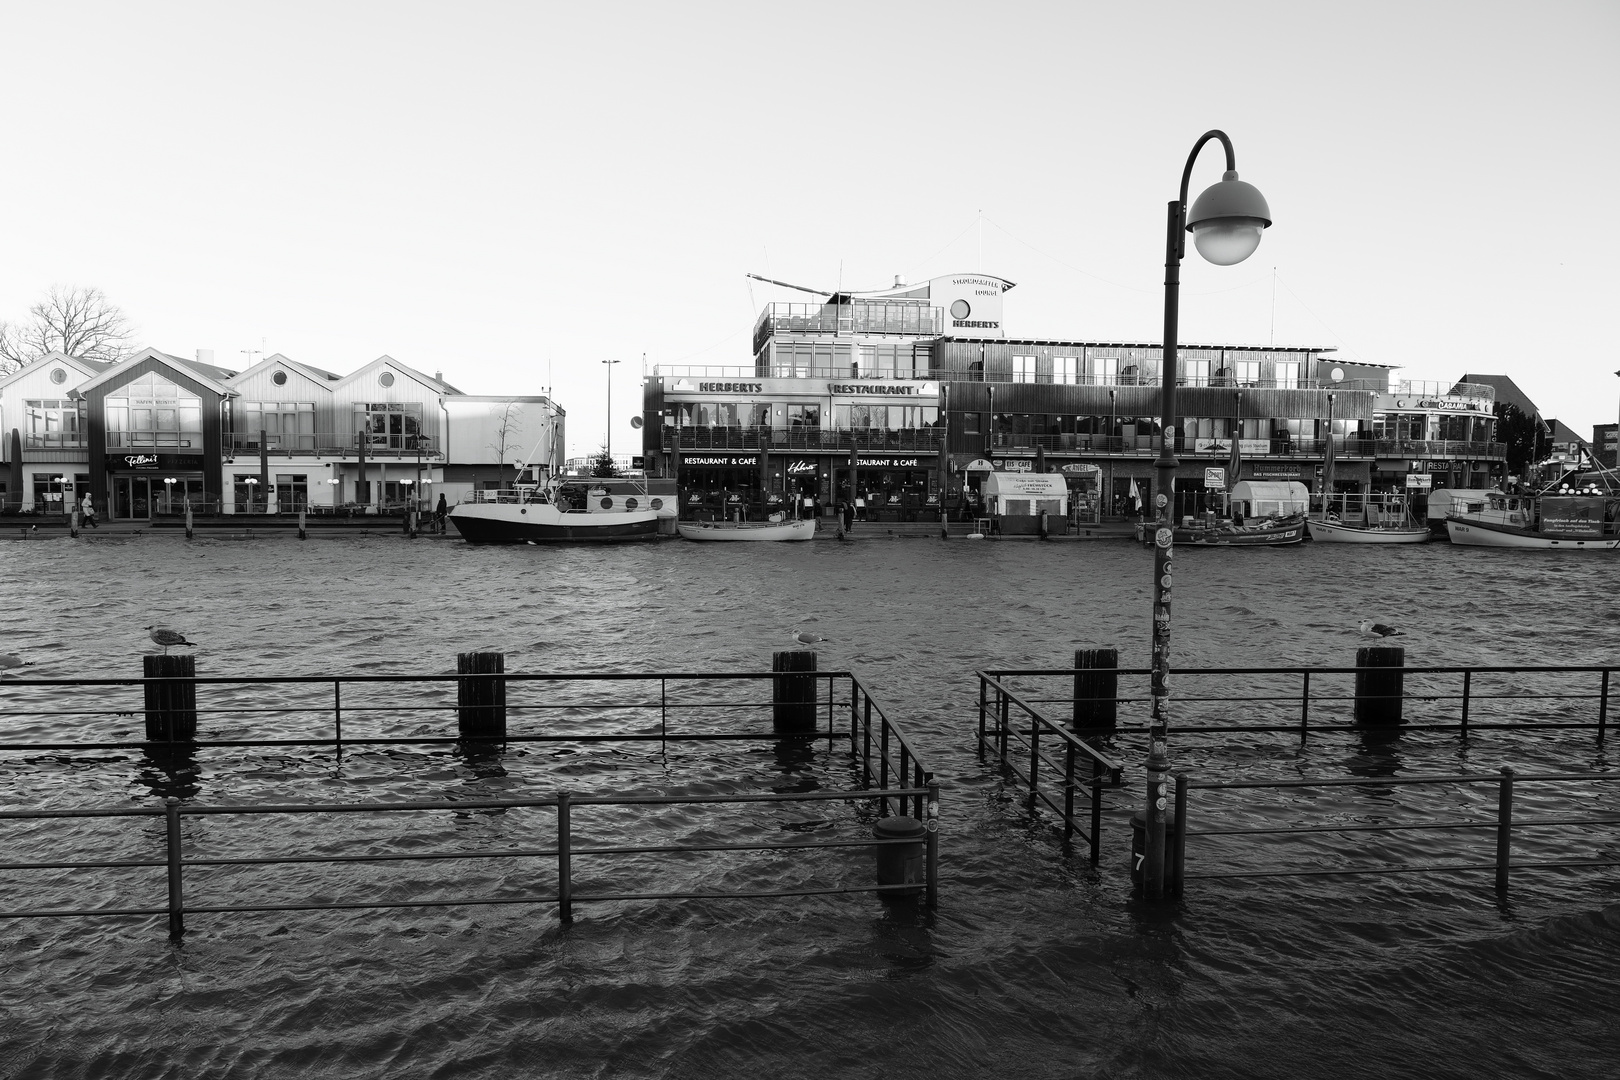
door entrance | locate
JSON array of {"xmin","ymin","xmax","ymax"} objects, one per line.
[{"xmin": 113, "ymin": 476, "xmax": 154, "ymax": 520}]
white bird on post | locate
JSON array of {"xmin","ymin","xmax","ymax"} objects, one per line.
[
  {"xmin": 145, "ymin": 625, "xmax": 197, "ymax": 654},
  {"xmin": 1358, "ymin": 620, "xmax": 1403, "ymax": 637}
]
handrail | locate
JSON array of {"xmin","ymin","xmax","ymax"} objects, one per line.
[
  {"xmin": 1172, "ymin": 768, "xmax": 1620, "ymax": 895},
  {"xmin": 975, "ymin": 673, "xmax": 1123, "ymax": 864}
]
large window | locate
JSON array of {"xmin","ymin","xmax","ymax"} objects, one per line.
[
  {"xmin": 358, "ymin": 403, "xmax": 423, "ymax": 450},
  {"xmin": 1088, "ymin": 355, "xmax": 1119, "ymax": 383},
  {"xmin": 1275, "ymin": 361, "xmax": 1301, "ymax": 389},
  {"xmin": 240, "ymin": 401, "xmax": 316, "ymax": 451},
  {"xmin": 105, "ymin": 373, "xmax": 202, "ymax": 448},
  {"xmin": 1012, "ymin": 356, "xmax": 1037, "ymax": 384},
  {"xmin": 24, "ymin": 400, "xmax": 82, "ymax": 447},
  {"xmin": 1234, "ymin": 360, "xmax": 1262, "ymax": 386},
  {"xmin": 1052, "ymin": 356, "xmax": 1078, "ymax": 385},
  {"xmin": 1183, "ymin": 359, "xmax": 1211, "ymax": 385}
]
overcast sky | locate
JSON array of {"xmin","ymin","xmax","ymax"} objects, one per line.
[{"xmin": 4, "ymin": 1, "xmax": 1616, "ymax": 456}]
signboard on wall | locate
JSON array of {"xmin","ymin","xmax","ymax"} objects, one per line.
[
  {"xmin": 105, "ymin": 453, "xmax": 204, "ymax": 471},
  {"xmin": 679, "ymin": 454, "xmax": 759, "ymax": 468},
  {"xmin": 857, "ymin": 456, "xmax": 924, "ymax": 469}
]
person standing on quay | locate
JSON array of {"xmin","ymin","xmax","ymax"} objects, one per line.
[
  {"xmin": 435, "ymin": 493, "xmax": 448, "ymax": 533},
  {"xmin": 81, "ymin": 492, "xmax": 98, "ymax": 528}
]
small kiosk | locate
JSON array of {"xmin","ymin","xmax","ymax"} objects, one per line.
[
  {"xmin": 981, "ymin": 471, "xmax": 1070, "ymax": 536},
  {"xmin": 1229, "ymin": 480, "xmax": 1310, "ymax": 521}
]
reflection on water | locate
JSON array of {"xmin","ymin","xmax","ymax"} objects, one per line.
[{"xmin": 0, "ymin": 535, "xmax": 1617, "ymax": 1078}]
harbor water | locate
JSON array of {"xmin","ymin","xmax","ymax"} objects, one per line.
[{"xmin": 1, "ymin": 533, "xmax": 1617, "ymax": 1079}]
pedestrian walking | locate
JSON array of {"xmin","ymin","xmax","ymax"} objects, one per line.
[{"xmin": 81, "ymin": 492, "xmax": 98, "ymax": 528}]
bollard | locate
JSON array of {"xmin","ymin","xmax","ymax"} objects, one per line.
[
  {"xmin": 298, "ymin": 509, "xmax": 307, "ymax": 540},
  {"xmin": 70, "ymin": 509, "xmax": 80, "ymax": 538},
  {"xmin": 771, "ymin": 649, "xmax": 818, "ymax": 734},
  {"xmin": 874, "ymin": 815, "xmax": 926, "ymax": 898},
  {"xmin": 143, "ymin": 654, "xmax": 198, "ymax": 741},
  {"xmin": 408, "ymin": 508, "xmax": 418, "ymax": 538},
  {"xmin": 1354, "ymin": 646, "xmax": 1405, "ymax": 728},
  {"xmin": 1072, "ymin": 648, "xmax": 1118, "ymax": 732},
  {"xmin": 185, "ymin": 505, "xmax": 194, "ymax": 539},
  {"xmin": 457, "ymin": 651, "xmax": 507, "ymax": 741},
  {"xmin": 1039, "ymin": 508, "xmax": 1049, "ymax": 539},
  {"xmin": 1129, "ymin": 809, "xmax": 1180, "ymax": 892}
]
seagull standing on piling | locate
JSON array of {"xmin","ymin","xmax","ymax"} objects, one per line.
[
  {"xmin": 1358, "ymin": 620, "xmax": 1403, "ymax": 637},
  {"xmin": 145, "ymin": 625, "xmax": 197, "ymax": 653},
  {"xmin": 791, "ymin": 630, "xmax": 827, "ymax": 645}
]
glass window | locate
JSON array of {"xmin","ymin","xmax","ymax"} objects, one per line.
[
  {"xmin": 1235, "ymin": 360, "xmax": 1262, "ymax": 385},
  {"xmin": 1276, "ymin": 361, "xmax": 1301, "ymax": 388},
  {"xmin": 105, "ymin": 372, "xmax": 202, "ymax": 448},
  {"xmin": 1053, "ymin": 356, "xmax": 1078, "ymax": 385},
  {"xmin": 1012, "ymin": 355, "xmax": 1037, "ymax": 384},
  {"xmin": 24, "ymin": 400, "xmax": 81, "ymax": 447},
  {"xmin": 1183, "ymin": 359, "xmax": 1211, "ymax": 384},
  {"xmin": 1089, "ymin": 355, "xmax": 1119, "ymax": 382},
  {"xmin": 788, "ymin": 404, "xmax": 820, "ymax": 428}
]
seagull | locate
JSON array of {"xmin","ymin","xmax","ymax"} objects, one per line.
[
  {"xmin": 145, "ymin": 625, "xmax": 197, "ymax": 653},
  {"xmin": 1358, "ymin": 620, "xmax": 1403, "ymax": 637},
  {"xmin": 0, "ymin": 653, "xmax": 33, "ymax": 670},
  {"xmin": 791, "ymin": 630, "xmax": 827, "ymax": 645}
]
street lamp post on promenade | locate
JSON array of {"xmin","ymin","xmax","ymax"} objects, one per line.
[{"xmin": 1142, "ymin": 131, "xmax": 1272, "ymax": 899}]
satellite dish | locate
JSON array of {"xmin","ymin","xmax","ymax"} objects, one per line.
[{"xmin": 629, "ymin": 415, "xmax": 644, "ymax": 429}]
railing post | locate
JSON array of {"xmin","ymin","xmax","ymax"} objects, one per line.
[
  {"xmin": 1172, "ymin": 773, "xmax": 1189, "ymax": 897},
  {"xmin": 997, "ymin": 690, "xmax": 1010, "ymax": 763},
  {"xmin": 1028, "ymin": 716, "xmax": 1040, "ymax": 797},
  {"xmin": 1460, "ymin": 670, "xmax": 1472, "ymax": 740},
  {"xmin": 1299, "ymin": 670, "xmax": 1310, "ymax": 744},
  {"xmin": 1495, "ymin": 767, "xmax": 1514, "ymax": 894},
  {"xmin": 978, "ymin": 676, "xmax": 988, "ymax": 756},
  {"xmin": 660, "ymin": 677, "xmax": 668, "ymax": 756},
  {"xmin": 875, "ymin": 698, "xmax": 887, "ymax": 815},
  {"xmin": 1063, "ymin": 740, "xmax": 1076, "ymax": 843},
  {"xmin": 165, "ymin": 797, "xmax": 184, "ymax": 939},
  {"xmin": 1090, "ymin": 753, "xmax": 1104, "ymax": 866},
  {"xmin": 558, "ymin": 791, "xmax": 573, "ymax": 923},
  {"xmin": 1599, "ymin": 669, "xmax": 1610, "ymax": 742},
  {"xmin": 333, "ymin": 680, "xmax": 343, "ymax": 755},
  {"xmin": 925, "ymin": 777, "xmax": 939, "ymax": 910}
]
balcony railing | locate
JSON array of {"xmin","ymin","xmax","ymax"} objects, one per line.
[
  {"xmin": 663, "ymin": 427, "xmax": 945, "ymax": 453},
  {"xmin": 751, "ymin": 302, "xmax": 942, "ymax": 353},
  {"xmin": 22, "ymin": 434, "xmax": 88, "ymax": 449},
  {"xmin": 226, "ymin": 432, "xmax": 440, "ymax": 458},
  {"xmin": 653, "ymin": 364, "xmax": 1392, "ymax": 394},
  {"xmin": 981, "ymin": 435, "xmax": 1504, "ymax": 460}
]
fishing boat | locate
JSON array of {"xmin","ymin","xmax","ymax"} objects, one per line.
[
  {"xmin": 448, "ymin": 477, "xmax": 667, "ymax": 544},
  {"xmin": 675, "ymin": 516, "xmax": 816, "ymax": 542},
  {"xmin": 1443, "ymin": 472, "xmax": 1620, "ymax": 549},
  {"xmin": 1171, "ymin": 514, "xmax": 1307, "ymax": 547},
  {"xmin": 1307, "ymin": 494, "xmax": 1429, "ymax": 544}
]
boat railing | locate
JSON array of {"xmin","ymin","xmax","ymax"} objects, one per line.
[{"xmin": 0, "ymin": 667, "xmax": 938, "ymax": 935}]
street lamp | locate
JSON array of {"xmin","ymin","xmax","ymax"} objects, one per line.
[
  {"xmin": 163, "ymin": 477, "xmax": 176, "ymax": 513},
  {"xmin": 603, "ymin": 359, "xmax": 622, "ymax": 463},
  {"xmin": 243, "ymin": 476, "xmax": 259, "ymax": 513},
  {"xmin": 1143, "ymin": 131, "xmax": 1272, "ymax": 900}
]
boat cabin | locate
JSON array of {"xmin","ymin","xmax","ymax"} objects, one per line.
[{"xmin": 1229, "ymin": 481, "xmax": 1309, "ymax": 521}]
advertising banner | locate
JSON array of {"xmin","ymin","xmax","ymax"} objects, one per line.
[{"xmin": 1538, "ymin": 496, "xmax": 1604, "ymax": 537}]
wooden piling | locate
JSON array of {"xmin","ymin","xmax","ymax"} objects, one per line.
[
  {"xmin": 298, "ymin": 509, "xmax": 307, "ymax": 540},
  {"xmin": 456, "ymin": 651, "xmax": 507, "ymax": 741},
  {"xmin": 1072, "ymin": 648, "xmax": 1118, "ymax": 732},
  {"xmin": 1354, "ymin": 645, "xmax": 1405, "ymax": 728},
  {"xmin": 143, "ymin": 654, "xmax": 198, "ymax": 741},
  {"xmin": 772, "ymin": 649, "xmax": 818, "ymax": 734}
]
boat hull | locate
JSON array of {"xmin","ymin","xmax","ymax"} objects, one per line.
[
  {"xmin": 448, "ymin": 502, "xmax": 662, "ymax": 544},
  {"xmin": 1445, "ymin": 518, "xmax": 1620, "ymax": 550},
  {"xmin": 1168, "ymin": 515, "xmax": 1306, "ymax": 547},
  {"xmin": 676, "ymin": 519, "xmax": 816, "ymax": 542},
  {"xmin": 1307, "ymin": 520, "xmax": 1430, "ymax": 544}
]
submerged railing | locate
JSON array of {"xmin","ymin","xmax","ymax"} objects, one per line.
[{"xmin": 0, "ymin": 668, "xmax": 939, "ymax": 933}]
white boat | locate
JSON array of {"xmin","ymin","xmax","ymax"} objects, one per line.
[
  {"xmin": 1443, "ymin": 477, "xmax": 1620, "ymax": 550},
  {"xmin": 1308, "ymin": 517, "xmax": 1430, "ymax": 544},
  {"xmin": 676, "ymin": 517, "xmax": 816, "ymax": 542},
  {"xmin": 449, "ymin": 480, "xmax": 665, "ymax": 545}
]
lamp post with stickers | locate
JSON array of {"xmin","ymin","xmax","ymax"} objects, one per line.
[{"xmin": 1141, "ymin": 132, "xmax": 1272, "ymax": 899}]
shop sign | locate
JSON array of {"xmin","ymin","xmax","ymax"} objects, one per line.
[
  {"xmin": 995, "ymin": 459, "xmax": 1034, "ymax": 472},
  {"xmin": 1405, "ymin": 473, "xmax": 1432, "ymax": 491},
  {"xmin": 1060, "ymin": 463, "xmax": 1099, "ymax": 474},
  {"xmin": 1205, "ymin": 467, "xmax": 1227, "ymax": 489},
  {"xmin": 1250, "ymin": 464, "xmax": 1301, "ymax": 478},
  {"xmin": 857, "ymin": 456, "xmax": 923, "ymax": 468},
  {"xmin": 108, "ymin": 453, "xmax": 204, "ymax": 471},
  {"xmin": 1418, "ymin": 398, "xmax": 1477, "ymax": 412},
  {"xmin": 681, "ymin": 454, "xmax": 759, "ymax": 467},
  {"xmin": 785, "ymin": 459, "xmax": 818, "ymax": 476},
  {"xmin": 696, "ymin": 381, "xmax": 764, "ymax": 393},
  {"xmin": 827, "ymin": 382, "xmax": 935, "ymax": 397}
]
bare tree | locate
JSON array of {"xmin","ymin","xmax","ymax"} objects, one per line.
[
  {"xmin": 488, "ymin": 401, "xmax": 524, "ymax": 487},
  {"xmin": 0, "ymin": 285, "xmax": 137, "ymax": 374}
]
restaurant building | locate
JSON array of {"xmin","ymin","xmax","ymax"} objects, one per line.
[{"xmin": 642, "ymin": 271, "xmax": 1508, "ymax": 525}]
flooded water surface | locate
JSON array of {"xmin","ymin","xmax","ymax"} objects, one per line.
[{"xmin": 1, "ymin": 533, "xmax": 1617, "ymax": 1079}]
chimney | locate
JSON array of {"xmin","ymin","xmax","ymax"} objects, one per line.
[
  {"xmin": 196, "ymin": 349, "xmax": 214, "ymax": 364},
  {"xmin": 894, "ymin": 275, "xmax": 905, "ymax": 288}
]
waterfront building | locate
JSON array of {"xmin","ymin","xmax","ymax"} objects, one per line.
[
  {"xmin": 0, "ymin": 348, "xmax": 562, "ymax": 519},
  {"xmin": 641, "ymin": 271, "xmax": 1507, "ymax": 526},
  {"xmin": 1596, "ymin": 423, "xmax": 1618, "ymax": 470}
]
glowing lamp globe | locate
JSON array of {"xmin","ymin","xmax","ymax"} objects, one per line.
[{"xmin": 1187, "ymin": 170, "xmax": 1272, "ymax": 266}]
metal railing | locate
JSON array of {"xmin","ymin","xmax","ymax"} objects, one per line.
[
  {"xmin": 979, "ymin": 663, "xmax": 1617, "ymax": 744},
  {"xmin": 974, "ymin": 673, "xmax": 1123, "ymax": 863},
  {"xmin": 665, "ymin": 427, "xmax": 945, "ymax": 452},
  {"xmin": 0, "ymin": 669, "xmax": 939, "ymax": 934},
  {"xmin": 1170, "ymin": 768, "xmax": 1620, "ymax": 895},
  {"xmin": 225, "ymin": 432, "xmax": 441, "ymax": 457}
]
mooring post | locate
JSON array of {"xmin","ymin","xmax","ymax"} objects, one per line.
[
  {"xmin": 1495, "ymin": 766, "xmax": 1515, "ymax": 893},
  {"xmin": 144, "ymin": 654, "xmax": 198, "ymax": 742},
  {"xmin": 873, "ymin": 815, "xmax": 926, "ymax": 900},
  {"xmin": 165, "ymin": 796, "xmax": 185, "ymax": 938},
  {"xmin": 298, "ymin": 509, "xmax": 307, "ymax": 540},
  {"xmin": 1072, "ymin": 647, "xmax": 1119, "ymax": 732},
  {"xmin": 185, "ymin": 505, "xmax": 194, "ymax": 539},
  {"xmin": 1354, "ymin": 645, "xmax": 1405, "ymax": 729},
  {"xmin": 70, "ymin": 509, "xmax": 80, "ymax": 538},
  {"xmin": 771, "ymin": 649, "xmax": 818, "ymax": 734},
  {"xmin": 456, "ymin": 651, "xmax": 507, "ymax": 742}
]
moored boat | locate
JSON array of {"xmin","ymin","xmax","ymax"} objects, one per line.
[
  {"xmin": 675, "ymin": 517, "xmax": 816, "ymax": 542},
  {"xmin": 448, "ymin": 480, "xmax": 665, "ymax": 544},
  {"xmin": 1307, "ymin": 517, "xmax": 1430, "ymax": 543},
  {"xmin": 1173, "ymin": 514, "xmax": 1306, "ymax": 547},
  {"xmin": 1443, "ymin": 473, "xmax": 1620, "ymax": 550}
]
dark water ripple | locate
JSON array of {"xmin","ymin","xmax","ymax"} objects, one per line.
[{"xmin": 1, "ymin": 534, "xmax": 1618, "ymax": 1078}]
